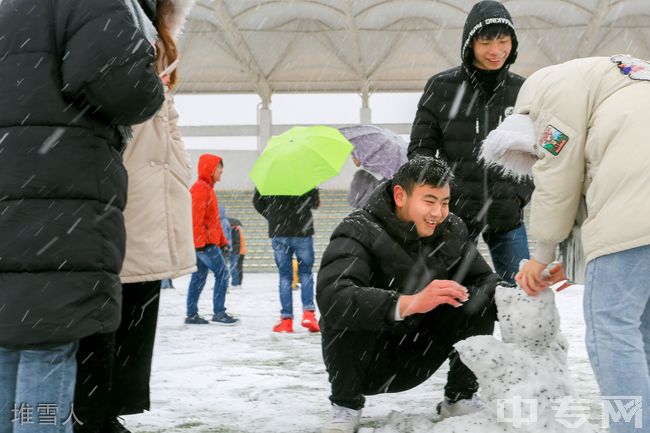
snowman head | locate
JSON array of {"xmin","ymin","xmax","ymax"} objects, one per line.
[{"xmin": 495, "ymin": 285, "xmax": 561, "ymax": 350}]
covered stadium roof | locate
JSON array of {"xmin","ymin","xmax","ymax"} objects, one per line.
[{"xmin": 177, "ymin": 0, "xmax": 650, "ymax": 99}]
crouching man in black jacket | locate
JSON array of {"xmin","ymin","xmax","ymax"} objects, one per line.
[{"xmin": 317, "ymin": 157, "xmax": 500, "ymax": 433}]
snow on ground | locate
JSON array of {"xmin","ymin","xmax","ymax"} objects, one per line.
[{"xmin": 125, "ymin": 274, "xmax": 601, "ymax": 433}]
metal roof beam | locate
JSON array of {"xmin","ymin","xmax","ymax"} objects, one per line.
[
  {"xmin": 344, "ymin": 1, "xmax": 369, "ymax": 93},
  {"xmin": 574, "ymin": 0, "xmax": 613, "ymax": 57},
  {"xmin": 212, "ymin": 0, "xmax": 273, "ymax": 103}
]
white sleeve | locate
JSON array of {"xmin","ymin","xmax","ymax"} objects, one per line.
[{"xmin": 516, "ymin": 64, "xmax": 589, "ymax": 260}]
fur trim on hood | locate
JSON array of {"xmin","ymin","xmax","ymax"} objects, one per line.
[
  {"xmin": 479, "ymin": 114, "xmax": 536, "ymax": 180},
  {"xmin": 163, "ymin": 0, "xmax": 195, "ymax": 38}
]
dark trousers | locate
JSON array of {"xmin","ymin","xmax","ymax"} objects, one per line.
[
  {"xmin": 74, "ymin": 281, "xmax": 161, "ymax": 431},
  {"xmin": 110, "ymin": 281, "xmax": 160, "ymax": 415},
  {"xmin": 321, "ymin": 293, "xmax": 496, "ymax": 410},
  {"xmin": 469, "ymin": 224, "xmax": 530, "ymax": 284},
  {"xmin": 74, "ymin": 333, "xmax": 115, "ymax": 431},
  {"xmin": 237, "ymin": 254, "xmax": 245, "ymax": 284}
]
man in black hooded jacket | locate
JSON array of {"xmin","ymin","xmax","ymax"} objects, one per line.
[
  {"xmin": 317, "ymin": 157, "xmax": 500, "ymax": 433},
  {"xmin": 409, "ymin": 0, "xmax": 534, "ymax": 284}
]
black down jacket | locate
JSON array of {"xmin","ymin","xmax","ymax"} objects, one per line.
[
  {"xmin": 408, "ymin": 0, "xmax": 533, "ymax": 235},
  {"xmin": 316, "ymin": 183, "xmax": 500, "ymax": 332},
  {"xmin": 0, "ymin": 0, "xmax": 164, "ymax": 348},
  {"xmin": 253, "ymin": 188, "xmax": 320, "ymax": 238}
]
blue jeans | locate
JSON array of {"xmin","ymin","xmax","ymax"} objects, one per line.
[
  {"xmin": 0, "ymin": 342, "xmax": 77, "ymax": 433},
  {"xmin": 585, "ymin": 245, "xmax": 650, "ymax": 432},
  {"xmin": 186, "ymin": 246, "xmax": 229, "ymax": 317},
  {"xmin": 229, "ymin": 253, "xmax": 241, "ymax": 286},
  {"xmin": 480, "ymin": 224, "xmax": 530, "ymax": 283},
  {"xmin": 271, "ymin": 237, "xmax": 315, "ymax": 318}
]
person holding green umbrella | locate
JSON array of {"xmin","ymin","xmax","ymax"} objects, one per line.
[
  {"xmin": 250, "ymin": 126, "xmax": 352, "ymax": 333},
  {"xmin": 253, "ymin": 188, "xmax": 321, "ymax": 333},
  {"xmin": 249, "ymin": 125, "xmax": 353, "ymax": 196}
]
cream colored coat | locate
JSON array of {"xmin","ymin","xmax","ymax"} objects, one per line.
[
  {"xmin": 120, "ymin": 89, "xmax": 196, "ymax": 282},
  {"xmin": 515, "ymin": 56, "xmax": 650, "ymax": 264}
]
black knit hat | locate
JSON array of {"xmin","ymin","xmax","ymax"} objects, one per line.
[{"xmin": 461, "ymin": 1, "xmax": 518, "ymax": 70}]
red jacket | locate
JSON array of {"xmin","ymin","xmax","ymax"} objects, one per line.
[{"xmin": 191, "ymin": 154, "xmax": 228, "ymax": 249}]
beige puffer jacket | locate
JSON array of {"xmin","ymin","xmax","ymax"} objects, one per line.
[
  {"xmin": 515, "ymin": 56, "xmax": 650, "ymax": 264},
  {"xmin": 120, "ymin": 89, "xmax": 196, "ymax": 283},
  {"xmin": 120, "ymin": 0, "xmax": 197, "ymax": 283}
]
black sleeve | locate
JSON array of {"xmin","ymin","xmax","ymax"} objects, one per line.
[
  {"xmin": 316, "ymin": 217, "xmax": 400, "ymax": 332},
  {"xmin": 506, "ymin": 73, "xmax": 534, "ymax": 207},
  {"xmin": 55, "ymin": 0, "xmax": 164, "ymax": 126},
  {"xmin": 446, "ymin": 217, "xmax": 500, "ymax": 292},
  {"xmin": 231, "ymin": 227, "xmax": 241, "ymax": 253},
  {"xmin": 252, "ymin": 189, "xmax": 269, "ymax": 217},
  {"xmin": 311, "ymin": 188, "xmax": 320, "ymax": 209},
  {"xmin": 514, "ymin": 177, "xmax": 535, "ymax": 207},
  {"xmin": 408, "ymin": 77, "xmax": 444, "ymax": 159}
]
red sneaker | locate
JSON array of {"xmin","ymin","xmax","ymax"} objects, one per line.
[
  {"xmin": 273, "ymin": 318, "xmax": 293, "ymax": 333},
  {"xmin": 301, "ymin": 310, "xmax": 320, "ymax": 333}
]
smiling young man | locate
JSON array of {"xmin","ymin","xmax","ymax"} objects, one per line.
[
  {"xmin": 317, "ymin": 157, "xmax": 500, "ymax": 433},
  {"xmin": 409, "ymin": 0, "xmax": 533, "ymax": 284}
]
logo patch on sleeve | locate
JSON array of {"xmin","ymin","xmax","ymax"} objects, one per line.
[
  {"xmin": 611, "ymin": 54, "xmax": 650, "ymax": 81},
  {"xmin": 538, "ymin": 124, "xmax": 569, "ymax": 156}
]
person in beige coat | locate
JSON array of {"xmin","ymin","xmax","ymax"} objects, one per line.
[
  {"xmin": 73, "ymin": 1, "xmax": 196, "ymax": 432},
  {"xmin": 514, "ymin": 55, "xmax": 650, "ymax": 433}
]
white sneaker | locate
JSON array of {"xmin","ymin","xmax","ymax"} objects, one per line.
[
  {"xmin": 436, "ymin": 394, "xmax": 486, "ymax": 419},
  {"xmin": 321, "ymin": 404, "xmax": 362, "ymax": 433}
]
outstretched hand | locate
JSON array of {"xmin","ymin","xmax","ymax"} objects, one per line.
[
  {"xmin": 399, "ymin": 280, "xmax": 469, "ymax": 318},
  {"xmin": 516, "ymin": 259, "xmax": 570, "ymax": 296}
]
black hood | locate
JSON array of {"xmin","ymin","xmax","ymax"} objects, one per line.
[{"xmin": 461, "ymin": 1, "xmax": 518, "ymax": 71}]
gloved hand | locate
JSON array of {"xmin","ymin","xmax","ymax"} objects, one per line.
[{"xmin": 221, "ymin": 244, "xmax": 232, "ymax": 258}]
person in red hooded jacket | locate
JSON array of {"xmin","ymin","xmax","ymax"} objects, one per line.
[{"xmin": 185, "ymin": 154, "xmax": 239, "ymax": 325}]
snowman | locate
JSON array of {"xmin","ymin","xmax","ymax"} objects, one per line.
[{"xmin": 430, "ymin": 284, "xmax": 597, "ymax": 433}]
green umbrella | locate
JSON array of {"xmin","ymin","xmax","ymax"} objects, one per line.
[{"xmin": 249, "ymin": 125, "xmax": 353, "ymax": 196}]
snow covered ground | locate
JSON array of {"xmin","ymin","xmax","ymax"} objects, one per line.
[{"xmin": 125, "ymin": 274, "xmax": 602, "ymax": 433}]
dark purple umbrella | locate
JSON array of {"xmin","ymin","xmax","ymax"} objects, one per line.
[{"xmin": 339, "ymin": 125, "xmax": 407, "ymax": 179}]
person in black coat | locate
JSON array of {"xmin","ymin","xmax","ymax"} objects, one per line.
[
  {"xmin": 228, "ymin": 218, "xmax": 245, "ymax": 288},
  {"xmin": 409, "ymin": 0, "xmax": 533, "ymax": 283},
  {"xmin": 0, "ymin": 0, "xmax": 163, "ymax": 431},
  {"xmin": 253, "ymin": 188, "xmax": 322, "ymax": 333},
  {"xmin": 317, "ymin": 157, "xmax": 501, "ymax": 433}
]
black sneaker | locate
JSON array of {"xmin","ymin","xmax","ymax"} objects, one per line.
[
  {"xmin": 437, "ymin": 395, "xmax": 485, "ymax": 419},
  {"xmin": 185, "ymin": 314, "xmax": 209, "ymax": 324},
  {"xmin": 211, "ymin": 312, "xmax": 239, "ymax": 325}
]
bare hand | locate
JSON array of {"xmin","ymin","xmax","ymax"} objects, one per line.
[
  {"xmin": 545, "ymin": 262, "xmax": 573, "ymax": 292},
  {"xmin": 515, "ymin": 258, "xmax": 547, "ymax": 295},
  {"xmin": 399, "ymin": 280, "xmax": 469, "ymax": 317},
  {"xmin": 516, "ymin": 258, "xmax": 569, "ymax": 296}
]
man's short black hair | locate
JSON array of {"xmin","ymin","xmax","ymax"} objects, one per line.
[
  {"xmin": 474, "ymin": 24, "xmax": 514, "ymax": 41},
  {"xmin": 393, "ymin": 156, "xmax": 454, "ymax": 195}
]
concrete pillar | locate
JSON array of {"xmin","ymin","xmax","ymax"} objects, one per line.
[
  {"xmin": 360, "ymin": 88, "xmax": 371, "ymax": 124},
  {"xmin": 257, "ymin": 99, "xmax": 272, "ymax": 153}
]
